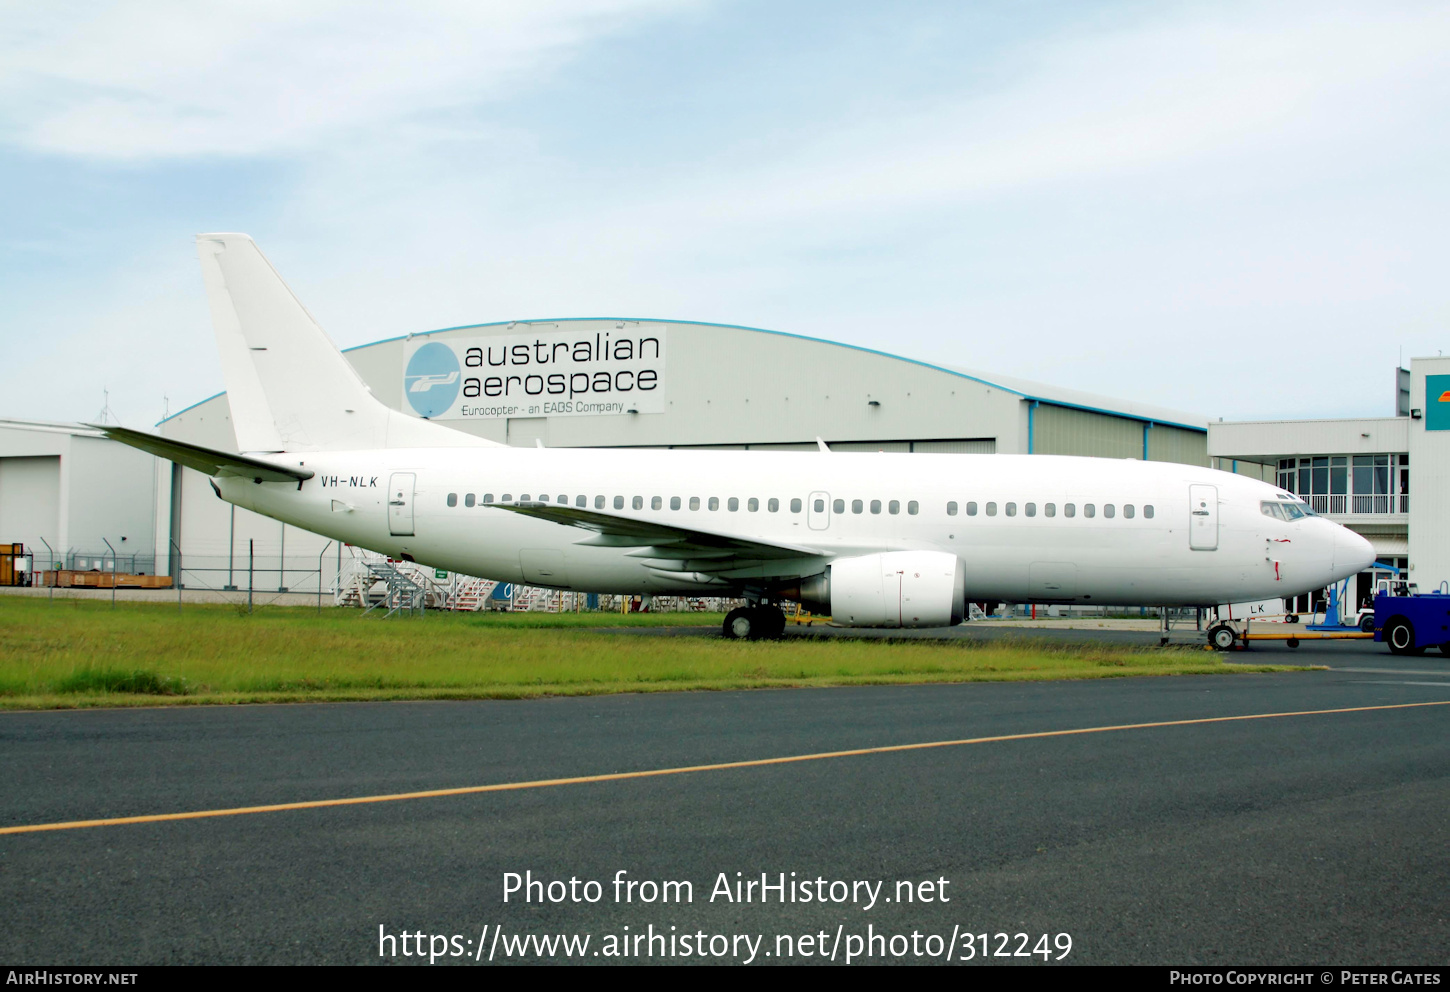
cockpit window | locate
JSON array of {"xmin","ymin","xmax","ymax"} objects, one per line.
[{"xmin": 1262, "ymin": 500, "xmax": 1309, "ymax": 521}]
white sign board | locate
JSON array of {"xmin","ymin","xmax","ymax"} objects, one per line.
[{"xmin": 401, "ymin": 328, "xmax": 666, "ymax": 421}]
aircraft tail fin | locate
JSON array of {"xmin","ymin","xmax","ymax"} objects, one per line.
[{"xmin": 195, "ymin": 233, "xmax": 493, "ymax": 452}]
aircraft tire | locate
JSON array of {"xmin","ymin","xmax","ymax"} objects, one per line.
[
  {"xmin": 756, "ymin": 605, "xmax": 787, "ymax": 640},
  {"xmin": 1207, "ymin": 624, "xmax": 1237, "ymax": 651},
  {"xmin": 723, "ymin": 607, "xmax": 755, "ymax": 640}
]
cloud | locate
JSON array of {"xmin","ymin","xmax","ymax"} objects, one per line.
[{"xmin": 0, "ymin": 0, "xmax": 693, "ymax": 159}]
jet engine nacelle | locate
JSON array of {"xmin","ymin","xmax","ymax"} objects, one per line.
[{"xmin": 799, "ymin": 551, "xmax": 965, "ymax": 628}]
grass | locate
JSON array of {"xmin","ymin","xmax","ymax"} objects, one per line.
[{"xmin": 0, "ymin": 597, "xmax": 1298, "ymax": 710}]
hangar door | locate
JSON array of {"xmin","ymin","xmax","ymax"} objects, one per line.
[{"xmin": 1188, "ymin": 484, "xmax": 1218, "ymax": 551}]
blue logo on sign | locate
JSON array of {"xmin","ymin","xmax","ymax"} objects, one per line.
[{"xmin": 404, "ymin": 342, "xmax": 461, "ymax": 418}]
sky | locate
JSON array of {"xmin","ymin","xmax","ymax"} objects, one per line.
[{"xmin": 1, "ymin": 0, "xmax": 1446, "ymax": 429}]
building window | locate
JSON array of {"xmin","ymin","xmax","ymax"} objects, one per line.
[
  {"xmin": 447, "ymin": 493, "xmax": 458, "ymax": 507},
  {"xmin": 1044, "ymin": 503, "xmax": 1056, "ymax": 517},
  {"xmin": 966, "ymin": 502, "xmax": 977, "ymax": 516},
  {"xmin": 946, "ymin": 501, "xmax": 958, "ymax": 516}
]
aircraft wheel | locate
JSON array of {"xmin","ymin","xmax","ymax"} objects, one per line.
[
  {"xmin": 1360, "ymin": 615, "xmax": 1375, "ymax": 633},
  {"xmin": 1208, "ymin": 624, "xmax": 1237, "ymax": 651},
  {"xmin": 1285, "ymin": 614, "xmax": 1299, "ymax": 624},
  {"xmin": 756, "ymin": 605, "xmax": 787, "ymax": 640},
  {"xmin": 723, "ymin": 607, "xmax": 755, "ymax": 640},
  {"xmin": 1385, "ymin": 618, "xmax": 1423, "ymax": 656}
]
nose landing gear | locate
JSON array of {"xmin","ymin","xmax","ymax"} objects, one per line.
[{"xmin": 722, "ymin": 603, "xmax": 787, "ymax": 640}]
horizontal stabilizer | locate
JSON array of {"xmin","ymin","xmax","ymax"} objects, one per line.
[{"xmin": 90, "ymin": 425, "xmax": 313, "ymax": 483}]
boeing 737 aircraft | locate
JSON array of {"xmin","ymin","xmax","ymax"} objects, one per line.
[{"xmin": 98, "ymin": 234, "xmax": 1376, "ymax": 641}]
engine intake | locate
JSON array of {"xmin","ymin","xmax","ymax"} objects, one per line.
[{"xmin": 799, "ymin": 551, "xmax": 965, "ymax": 628}]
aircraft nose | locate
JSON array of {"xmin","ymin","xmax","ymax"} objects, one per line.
[{"xmin": 1334, "ymin": 526, "xmax": 1375, "ymax": 574}]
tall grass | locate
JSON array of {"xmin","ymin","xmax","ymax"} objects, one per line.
[{"xmin": 0, "ymin": 597, "xmax": 1288, "ymax": 708}]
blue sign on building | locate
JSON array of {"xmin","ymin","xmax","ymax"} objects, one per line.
[{"xmin": 1427, "ymin": 374, "xmax": 1450, "ymax": 431}]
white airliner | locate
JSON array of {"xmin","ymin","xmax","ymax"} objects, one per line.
[{"xmin": 98, "ymin": 234, "xmax": 1376, "ymax": 640}]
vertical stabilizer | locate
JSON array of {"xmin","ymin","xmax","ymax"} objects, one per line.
[{"xmin": 195, "ymin": 233, "xmax": 492, "ymax": 452}]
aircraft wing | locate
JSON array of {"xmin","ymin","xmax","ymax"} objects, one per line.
[
  {"xmin": 490, "ymin": 501, "xmax": 826, "ymax": 579},
  {"xmin": 89, "ymin": 425, "xmax": 314, "ymax": 484}
]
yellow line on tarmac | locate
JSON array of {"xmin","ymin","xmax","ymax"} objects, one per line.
[{"xmin": 4, "ymin": 699, "xmax": 1448, "ymax": 837}]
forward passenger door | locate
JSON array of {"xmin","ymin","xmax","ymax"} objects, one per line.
[{"xmin": 1188, "ymin": 484, "xmax": 1218, "ymax": 551}]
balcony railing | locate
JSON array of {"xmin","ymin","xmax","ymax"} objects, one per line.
[{"xmin": 1307, "ymin": 494, "xmax": 1406, "ymax": 515}]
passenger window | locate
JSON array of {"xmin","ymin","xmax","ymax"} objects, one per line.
[
  {"xmin": 1104, "ymin": 504, "xmax": 1115, "ymax": 518},
  {"xmin": 888, "ymin": 500, "xmax": 900, "ymax": 514},
  {"xmin": 870, "ymin": 500, "xmax": 882, "ymax": 514},
  {"xmin": 1044, "ymin": 503, "xmax": 1055, "ymax": 517},
  {"xmin": 483, "ymin": 494, "xmax": 494, "ymax": 504},
  {"xmin": 651, "ymin": 496, "xmax": 662, "ymax": 510},
  {"xmin": 447, "ymin": 493, "xmax": 458, "ymax": 507},
  {"xmin": 633, "ymin": 496, "xmax": 643, "ymax": 510},
  {"xmin": 947, "ymin": 501, "xmax": 958, "ymax": 516},
  {"xmin": 595, "ymin": 495, "xmax": 605, "ymax": 509},
  {"xmin": 1084, "ymin": 504, "xmax": 1096, "ymax": 518},
  {"xmin": 966, "ymin": 502, "xmax": 977, "ymax": 516},
  {"xmin": 708, "ymin": 497, "xmax": 719, "ymax": 511},
  {"xmin": 465, "ymin": 494, "xmax": 475, "ymax": 508},
  {"xmin": 768, "ymin": 498, "xmax": 780, "ymax": 512},
  {"xmin": 1064, "ymin": 503, "xmax": 1075, "ymax": 517},
  {"xmin": 1005, "ymin": 502, "xmax": 1016, "ymax": 517},
  {"xmin": 986, "ymin": 502, "xmax": 997, "ymax": 516},
  {"xmin": 1025, "ymin": 502, "xmax": 1036, "ymax": 517},
  {"xmin": 852, "ymin": 499, "xmax": 864, "ymax": 514},
  {"xmin": 671, "ymin": 497, "xmax": 682, "ymax": 510},
  {"xmin": 689, "ymin": 497, "xmax": 700, "ymax": 510},
  {"xmin": 576, "ymin": 495, "xmax": 586, "ymax": 507},
  {"xmin": 814, "ymin": 499, "xmax": 825, "ymax": 513},
  {"xmin": 791, "ymin": 498, "xmax": 803, "ymax": 513},
  {"xmin": 501, "ymin": 494, "xmax": 512, "ymax": 502},
  {"xmin": 556, "ymin": 494, "xmax": 567, "ymax": 503},
  {"xmin": 614, "ymin": 496, "xmax": 624, "ymax": 509},
  {"xmin": 1144, "ymin": 505, "xmax": 1154, "ymax": 519},
  {"xmin": 907, "ymin": 500, "xmax": 918, "ymax": 515},
  {"xmin": 520, "ymin": 494, "xmax": 531, "ymax": 501},
  {"xmin": 728, "ymin": 497, "xmax": 739, "ymax": 511},
  {"xmin": 1124, "ymin": 504, "xmax": 1135, "ymax": 519},
  {"xmin": 748, "ymin": 498, "xmax": 759, "ymax": 512},
  {"xmin": 833, "ymin": 498, "xmax": 844, "ymax": 513}
]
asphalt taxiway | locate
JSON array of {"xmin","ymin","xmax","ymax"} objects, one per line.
[{"xmin": 1, "ymin": 636, "xmax": 1446, "ymax": 965}]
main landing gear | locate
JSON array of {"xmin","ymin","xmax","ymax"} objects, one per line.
[{"xmin": 722, "ymin": 604, "xmax": 787, "ymax": 640}]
